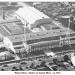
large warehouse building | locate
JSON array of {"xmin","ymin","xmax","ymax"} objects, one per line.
[{"xmin": 0, "ymin": 3, "xmax": 75, "ymax": 60}]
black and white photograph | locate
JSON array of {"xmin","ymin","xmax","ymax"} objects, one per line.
[{"xmin": 0, "ymin": 1, "xmax": 75, "ymax": 72}]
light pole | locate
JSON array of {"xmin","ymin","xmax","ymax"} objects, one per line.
[
  {"xmin": 65, "ymin": 3, "xmax": 72, "ymax": 45},
  {"xmin": 23, "ymin": 21, "xmax": 30, "ymax": 54},
  {"xmin": 2, "ymin": 6, "xmax": 5, "ymax": 20},
  {"xmin": 67, "ymin": 15, "xmax": 71, "ymax": 44},
  {"xmin": 0, "ymin": 2, "xmax": 9, "ymax": 20}
]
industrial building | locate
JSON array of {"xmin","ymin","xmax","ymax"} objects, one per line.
[{"xmin": 0, "ymin": 2, "xmax": 75, "ymax": 71}]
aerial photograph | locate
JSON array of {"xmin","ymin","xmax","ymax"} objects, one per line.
[{"xmin": 0, "ymin": 2, "xmax": 75, "ymax": 71}]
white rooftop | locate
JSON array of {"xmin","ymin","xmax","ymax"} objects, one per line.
[{"xmin": 15, "ymin": 6, "xmax": 49, "ymax": 25}]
